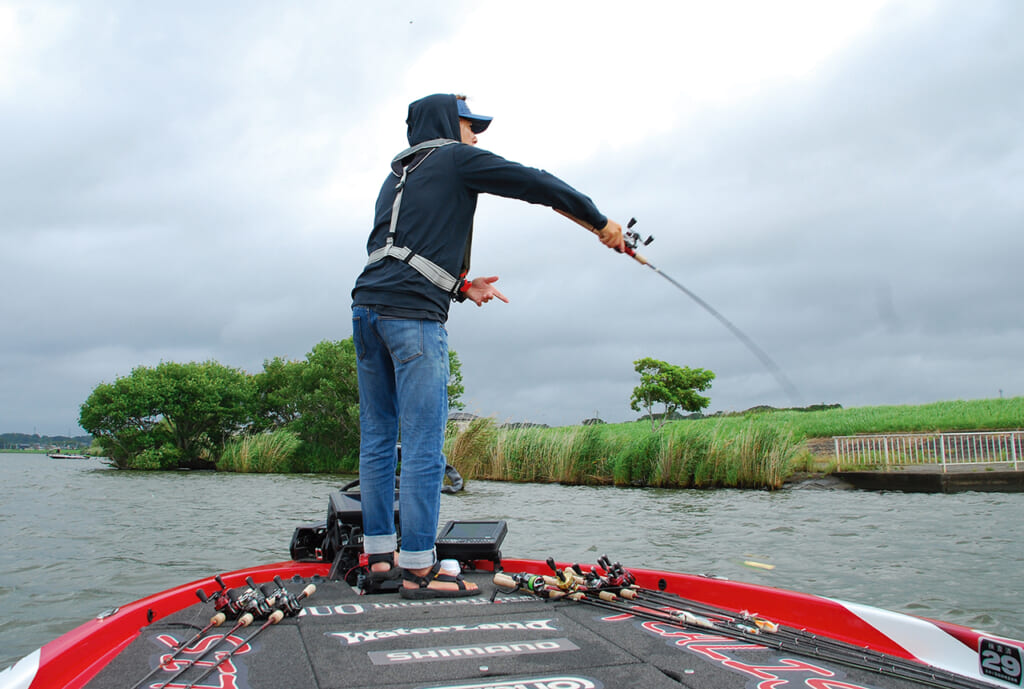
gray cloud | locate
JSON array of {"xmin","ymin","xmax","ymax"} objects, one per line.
[{"xmin": 3, "ymin": 1, "xmax": 1022, "ymax": 434}]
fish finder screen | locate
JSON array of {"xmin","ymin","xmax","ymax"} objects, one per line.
[
  {"xmin": 435, "ymin": 520, "xmax": 508, "ymax": 562},
  {"xmin": 443, "ymin": 522, "xmax": 501, "ymax": 540}
]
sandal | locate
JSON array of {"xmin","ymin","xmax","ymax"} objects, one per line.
[
  {"xmin": 365, "ymin": 552, "xmax": 401, "ymax": 584},
  {"xmin": 400, "ymin": 562, "xmax": 481, "ymax": 599}
]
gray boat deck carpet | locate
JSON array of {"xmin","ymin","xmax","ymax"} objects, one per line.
[{"xmin": 90, "ymin": 571, "xmax": 922, "ymax": 689}]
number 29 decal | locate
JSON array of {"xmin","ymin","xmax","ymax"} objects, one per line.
[{"xmin": 980, "ymin": 638, "xmax": 1024, "ymax": 685}]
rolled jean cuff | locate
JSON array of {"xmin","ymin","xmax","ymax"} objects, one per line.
[
  {"xmin": 398, "ymin": 547, "xmax": 436, "ymax": 570},
  {"xmin": 363, "ymin": 533, "xmax": 397, "ymax": 556}
]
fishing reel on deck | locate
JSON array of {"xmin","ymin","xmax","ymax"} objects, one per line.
[
  {"xmin": 196, "ymin": 574, "xmax": 314, "ymax": 620},
  {"xmin": 263, "ymin": 575, "xmax": 313, "ymax": 616},
  {"xmin": 597, "ymin": 554, "xmax": 636, "ymax": 587},
  {"xmin": 196, "ymin": 575, "xmax": 275, "ymax": 619}
]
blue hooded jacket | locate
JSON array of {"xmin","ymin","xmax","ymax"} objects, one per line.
[{"xmin": 351, "ymin": 93, "xmax": 608, "ymax": 322}]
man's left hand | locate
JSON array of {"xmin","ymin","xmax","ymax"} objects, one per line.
[{"xmin": 465, "ymin": 276, "xmax": 509, "ymax": 307}]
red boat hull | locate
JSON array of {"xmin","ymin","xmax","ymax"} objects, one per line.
[{"xmin": 4, "ymin": 558, "xmax": 1020, "ymax": 689}]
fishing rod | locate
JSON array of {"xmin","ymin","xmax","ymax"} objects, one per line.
[
  {"xmin": 151, "ymin": 577, "xmax": 277, "ymax": 689},
  {"xmin": 131, "ymin": 579, "xmax": 248, "ymax": 689},
  {"xmin": 196, "ymin": 574, "xmax": 277, "ymax": 620},
  {"xmin": 564, "ymin": 587, "xmax": 995, "ymax": 689},
  {"xmin": 182, "ymin": 610, "xmax": 285, "ymax": 689},
  {"xmin": 128, "ymin": 600, "xmax": 227, "ymax": 689},
  {"xmin": 563, "ymin": 212, "xmax": 801, "ymax": 403},
  {"xmin": 180, "ymin": 577, "xmax": 315, "ymax": 689},
  {"xmin": 153, "ymin": 612, "xmax": 255, "ymax": 689},
  {"xmin": 492, "ymin": 558, "xmax": 620, "ymax": 601},
  {"xmin": 495, "ymin": 557, "xmax": 996, "ymax": 689},
  {"xmin": 620, "ymin": 580, "xmax": 1006, "ymax": 688},
  {"xmin": 490, "ymin": 571, "xmax": 567, "ymax": 600},
  {"xmin": 578, "ymin": 556, "xmax": 997, "ymax": 688},
  {"xmin": 264, "ymin": 575, "xmax": 317, "ymax": 616}
]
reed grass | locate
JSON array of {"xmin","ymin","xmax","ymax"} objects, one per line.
[
  {"xmin": 445, "ymin": 417, "xmax": 798, "ymax": 489},
  {"xmin": 442, "ymin": 397, "xmax": 1021, "ymax": 489},
  {"xmin": 445, "ymin": 417, "xmax": 499, "ymax": 477},
  {"xmin": 218, "ymin": 430, "xmax": 302, "ymax": 473}
]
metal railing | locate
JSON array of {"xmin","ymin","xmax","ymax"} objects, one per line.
[{"xmin": 834, "ymin": 431, "xmax": 1023, "ymax": 472}]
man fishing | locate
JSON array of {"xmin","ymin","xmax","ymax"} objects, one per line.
[{"xmin": 351, "ymin": 93, "xmax": 624, "ymax": 598}]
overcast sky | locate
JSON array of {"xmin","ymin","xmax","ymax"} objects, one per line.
[{"xmin": 2, "ymin": 0, "xmax": 1022, "ymax": 436}]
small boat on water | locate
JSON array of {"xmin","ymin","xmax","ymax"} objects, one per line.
[
  {"xmin": 3, "ymin": 486, "xmax": 1022, "ymax": 689},
  {"xmin": 47, "ymin": 452, "xmax": 90, "ymax": 460}
]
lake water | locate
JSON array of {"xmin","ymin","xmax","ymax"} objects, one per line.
[{"xmin": 2, "ymin": 452, "xmax": 1023, "ymax": 668}]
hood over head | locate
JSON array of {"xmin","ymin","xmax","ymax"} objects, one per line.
[{"xmin": 406, "ymin": 94, "xmax": 462, "ymax": 146}]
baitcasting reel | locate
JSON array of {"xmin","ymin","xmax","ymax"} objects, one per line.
[{"xmin": 623, "ymin": 218, "xmax": 653, "ymax": 252}]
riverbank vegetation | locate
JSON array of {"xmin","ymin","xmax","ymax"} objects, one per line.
[
  {"xmin": 74, "ymin": 335, "xmax": 1023, "ymax": 488},
  {"xmin": 749, "ymin": 397, "xmax": 1024, "ymax": 437},
  {"xmin": 446, "ymin": 417, "xmax": 796, "ymax": 488},
  {"xmin": 1, "ymin": 432, "xmax": 92, "ymax": 452},
  {"xmin": 77, "ymin": 339, "xmax": 465, "ymax": 472},
  {"xmin": 444, "ymin": 397, "xmax": 1024, "ymax": 489}
]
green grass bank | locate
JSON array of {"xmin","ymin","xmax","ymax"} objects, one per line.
[{"xmin": 444, "ymin": 397, "xmax": 1024, "ymax": 490}]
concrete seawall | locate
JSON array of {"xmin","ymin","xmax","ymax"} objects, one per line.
[{"xmin": 833, "ymin": 464, "xmax": 1024, "ymax": 493}]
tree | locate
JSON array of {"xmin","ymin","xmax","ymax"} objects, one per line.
[
  {"xmin": 251, "ymin": 355, "xmax": 304, "ymax": 431},
  {"xmin": 79, "ymin": 368, "xmax": 164, "ymax": 468},
  {"xmin": 79, "ymin": 361, "xmax": 254, "ymax": 469},
  {"xmin": 79, "ymin": 340, "xmax": 466, "ymax": 472},
  {"xmin": 153, "ymin": 362, "xmax": 253, "ymax": 461},
  {"xmin": 448, "ymin": 349, "xmax": 465, "ymax": 411},
  {"xmin": 288, "ymin": 339, "xmax": 361, "ymax": 464},
  {"xmin": 630, "ymin": 357, "xmax": 715, "ymax": 431},
  {"xmin": 253, "ymin": 340, "xmax": 459, "ymax": 469}
]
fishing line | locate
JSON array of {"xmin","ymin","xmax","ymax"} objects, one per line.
[
  {"xmin": 642, "ymin": 256, "xmax": 801, "ymax": 404},
  {"xmin": 571, "ymin": 213, "xmax": 801, "ymax": 404}
]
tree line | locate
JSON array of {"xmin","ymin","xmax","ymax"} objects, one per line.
[
  {"xmin": 1, "ymin": 433, "xmax": 92, "ymax": 450},
  {"xmin": 78, "ymin": 339, "xmax": 464, "ymax": 471},
  {"xmin": 78, "ymin": 339, "xmax": 716, "ymax": 472}
]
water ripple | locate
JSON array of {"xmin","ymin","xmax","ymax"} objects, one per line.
[{"xmin": 3, "ymin": 453, "xmax": 1024, "ymax": 668}]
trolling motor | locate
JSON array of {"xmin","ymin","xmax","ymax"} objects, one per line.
[
  {"xmin": 287, "ymin": 483, "xmax": 398, "ymax": 584},
  {"xmin": 288, "ymin": 465, "xmax": 469, "ymax": 586}
]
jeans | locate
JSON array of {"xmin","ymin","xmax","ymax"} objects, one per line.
[{"xmin": 352, "ymin": 306, "xmax": 449, "ymax": 570}]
